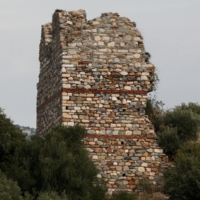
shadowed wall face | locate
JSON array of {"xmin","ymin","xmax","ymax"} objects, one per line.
[{"xmin": 37, "ymin": 10, "xmax": 168, "ymax": 193}]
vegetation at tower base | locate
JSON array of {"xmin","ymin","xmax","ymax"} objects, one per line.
[
  {"xmin": 164, "ymin": 143, "xmax": 200, "ymax": 200},
  {"xmin": 164, "ymin": 108, "xmax": 200, "ymax": 142},
  {"xmin": 175, "ymin": 102, "xmax": 200, "ymax": 115},
  {"xmin": 145, "ymin": 99, "xmax": 200, "ymax": 159},
  {"xmin": 0, "ymin": 170, "xmax": 23, "ymax": 200},
  {"xmin": 158, "ymin": 105, "xmax": 200, "ymax": 159},
  {"xmin": 145, "ymin": 95, "xmax": 165, "ymax": 133},
  {"xmin": 109, "ymin": 191, "xmax": 137, "ymax": 200},
  {"xmin": 157, "ymin": 128, "xmax": 180, "ymax": 159},
  {"xmin": 0, "ymin": 108, "xmax": 107, "ymax": 199},
  {"xmin": 0, "ymin": 108, "xmax": 27, "ymax": 172}
]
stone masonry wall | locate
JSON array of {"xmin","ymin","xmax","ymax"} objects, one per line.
[{"xmin": 37, "ymin": 9, "xmax": 169, "ymax": 193}]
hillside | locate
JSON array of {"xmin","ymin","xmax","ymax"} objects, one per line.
[{"xmin": 15, "ymin": 124, "xmax": 36, "ymax": 139}]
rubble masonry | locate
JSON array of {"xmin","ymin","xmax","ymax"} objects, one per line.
[{"xmin": 37, "ymin": 9, "xmax": 168, "ymax": 193}]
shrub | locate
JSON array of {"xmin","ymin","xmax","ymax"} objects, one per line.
[
  {"xmin": 109, "ymin": 191, "xmax": 137, "ymax": 200},
  {"xmin": 145, "ymin": 96, "xmax": 165, "ymax": 133},
  {"xmin": 0, "ymin": 123, "xmax": 106, "ymax": 200},
  {"xmin": 0, "ymin": 108, "xmax": 26, "ymax": 169},
  {"xmin": 137, "ymin": 179, "xmax": 156, "ymax": 194},
  {"xmin": 0, "ymin": 170, "xmax": 23, "ymax": 200},
  {"xmin": 164, "ymin": 109, "xmax": 200, "ymax": 142},
  {"xmin": 37, "ymin": 192, "xmax": 68, "ymax": 200},
  {"xmin": 175, "ymin": 102, "xmax": 200, "ymax": 115},
  {"xmin": 164, "ymin": 143, "xmax": 200, "ymax": 200},
  {"xmin": 157, "ymin": 128, "xmax": 180, "ymax": 158}
]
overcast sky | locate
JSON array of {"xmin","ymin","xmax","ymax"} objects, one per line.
[{"xmin": 0, "ymin": 0, "xmax": 200, "ymax": 128}]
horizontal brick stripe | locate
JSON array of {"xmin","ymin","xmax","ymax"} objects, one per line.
[
  {"xmin": 85, "ymin": 134, "xmax": 149, "ymax": 140},
  {"xmin": 62, "ymin": 88, "xmax": 148, "ymax": 95},
  {"xmin": 37, "ymin": 90, "xmax": 62, "ymax": 111}
]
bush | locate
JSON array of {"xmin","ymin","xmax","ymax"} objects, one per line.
[
  {"xmin": 0, "ymin": 170, "xmax": 23, "ymax": 200},
  {"xmin": 0, "ymin": 108, "xmax": 26, "ymax": 170},
  {"xmin": 175, "ymin": 102, "xmax": 200, "ymax": 115},
  {"xmin": 164, "ymin": 143, "xmax": 200, "ymax": 200},
  {"xmin": 109, "ymin": 191, "xmax": 137, "ymax": 200},
  {"xmin": 37, "ymin": 192, "xmax": 68, "ymax": 200},
  {"xmin": 145, "ymin": 96, "xmax": 165, "ymax": 133},
  {"xmin": 157, "ymin": 128, "xmax": 180, "ymax": 158},
  {"xmin": 164, "ymin": 109, "xmax": 200, "ymax": 142},
  {"xmin": 0, "ymin": 123, "xmax": 106, "ymax": 200}
]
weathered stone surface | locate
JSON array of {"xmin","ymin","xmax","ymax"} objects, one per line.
[{"xmin": 37, "ymin": 9, "xmax": 168, "ymax": 194}]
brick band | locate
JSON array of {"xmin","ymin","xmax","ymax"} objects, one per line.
[
  {"xmin": 37, "ymin": 90, "xmax": 62, "ymax": 111},
  {"xmin": 62, "ymin": 88, "xmax": 148, "ymax": 95},
  {"xmin": 85, "ymin": 134, "xmax": 149, "ymax": 140}
]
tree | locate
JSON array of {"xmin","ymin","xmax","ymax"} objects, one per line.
[
  {"xmin": 109, "ymin": 191, "xmax": 137, "ymax": 200},
  {"xmin": 157, "ymin": 105, "xmax": 200, "ymax": 158},
  {"xmin": 145, "ymin": 95, "xmax": 165, "ymax": 133},
  {"xmin": 37, "ymin": 192, "xmax": 68, "ymax": 200},
  {"xmin": 157, "ymin": 128, "xmax": 180, "ymax": 158},
  {"xmin": 0, "ymin": 119, "xmax": 107, "ymax": 200},
  {"xmin": 0, "ymin": 108, "xmax": 27, "ymax": 172},
  {"xmin": 175, "ymin": 102, "xmax": 200, "ymax": 115},
  {"xmin": 163, "ymin": 108, "xmax": 200, "ymax": 142},
  {"xmin": 0, "ymin": 170, "xmax": 23, "ymax": 200},
  {"xmin": 164, "ymin": 143, "xmax": 200, "ymax": 200}
]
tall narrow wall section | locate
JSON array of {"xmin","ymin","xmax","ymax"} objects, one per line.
[{"xmin": 37, "ymin": 9, "xmax": 169, "ymax": 193}]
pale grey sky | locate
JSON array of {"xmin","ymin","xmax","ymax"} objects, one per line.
[{"xmin": 0, "ymin": 0, "xmax": 200, "ymax": 128}]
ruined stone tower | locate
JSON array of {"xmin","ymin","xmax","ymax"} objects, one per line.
[{"xmin": 37, "ymin": 9, "xmax": 168, "ymax": 193}]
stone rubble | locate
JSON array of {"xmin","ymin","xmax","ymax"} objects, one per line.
[{"xmin": 37, "ymin": 9, "xmax": 169, "ymax": 193}]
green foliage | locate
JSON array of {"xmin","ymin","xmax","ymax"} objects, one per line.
[
  {"xmin": 55, "ymin": 9, "xmax": 65, "ymax": 13},
  {"xmin": 0, "ymin": 108, "xmax": 26, "ymax": 171},
  {"xmin": 137, "ymin": 179, "xmax": 156, "ymax": 194},
  {"xmin": 0, "ymin": 116, "xmax": 106, "ymax": 200},
  {"xmin": 158, "ymin": 105, "xmax": 200, "ymax": 158},
  {"xmin": 175, "ymin": 102, "xmax": 200, "ymax": 115},
  {"xmin": 164, "ymin": 108, "xmax": 200, "ymax": 142},
  {"xmin": 36, "ymin": 125, "xmax": 105, "ymax": 199},
  {"xmin": 0, "ymin": 108, "xmax": 26, "ymax": 154},
  {"xmin": 37, "ymin": 192, "xmax": 68, "ymax": 200},
  {"xmin": 0, "ymin": 170, "xmax": 23, "ymax": 200},
  {"xmin": 164, "ymin": 143, "xmax": 200, "ymax": 200},
  {"xmin": 109, "ymin": 191, "xmax": 137, "ymax": 200},
  {"xmin": 145, "ymin": 96, "xmax": 165, "ymax": 133},
  {"xmin": 157, "ymin": 128, "xmax": 180, "ymax": 158}
]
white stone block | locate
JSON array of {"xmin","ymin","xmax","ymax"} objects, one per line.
[
  {"xmin": 141, "ymin": 76, "xmax": 148, "ymax": 80},
  {"xmin": 134, "ymin": 37, "xmax": 141, "ymax": 41},
  {"xmin": 63, "ymin": 84, "xmax": 71, "ymax": 88},
  {"xmin": 68, "ymin": 122, "xmax": 74, "ymax": 126},
  {"xmin": 146, "ymin": 168, "xmax": 151, "ymax": 172},
  {"xmin": 133, "ymin": 131, "xmax": 141, "ymax": 135},
  {"xmin": 125, "ymin": 131, "xmax": 132, "ymax": 135},
  {"xmin": 102, "ymin": 36, "xmax": 110, "ymax": 41},
  {"xmin": 62, "ymin": 64, "xmax": 74, "ymax": 67},
  {"xmin": 120, "ymin": 71, "xmax": 128, "ymax": 75},
  {"xmin": 138, "ymin": 167, "xmax": 145, "ymax": 172},
  {"xmin": 154, "ymin": 149, "xmax": 163, "ymax": 153},
  {"xmin": 67, "ymin": 21, "xmax": 73, "ymax": 25},
  {"xmin": 94, "ymin": 36, "xmax": 101, "ymax": 41},
  {"xmin": 93, "ymin": 21, "xmax": 100, "ymax": 25},
  {"xmin": 124, "ymin": 86, "xmax": 131, "ymax": 90},
  {"xmin": 108, "ymin": 42, "xmax": 115, "ymax": 47},
  {"xmin": 142, "ymin": 163, "xmax": 148, "ymax": 167},
  {"xmin": 133, "ymin": 54, "xmax": 140, "ymax": 58},
  {"xmin": 98, "ymin": 41, "xmax": 104, "ymax": 46},
  {"xmin": 85, "ymin": 85, "xmax": 91, "ymax": 89},
  {"xmin": 93, "ymin": 155, "xmax": 98, "ymax": 159}
]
